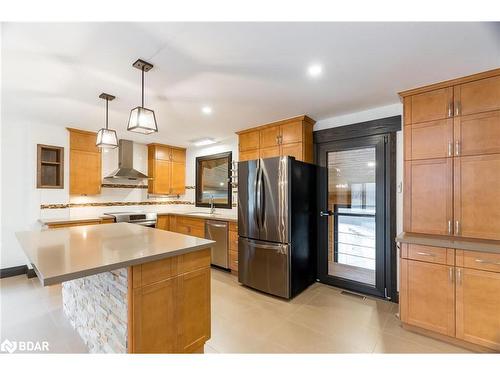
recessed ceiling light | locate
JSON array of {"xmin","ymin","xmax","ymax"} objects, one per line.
[
  {"xmin": 367, "ymin": 162, "xmax": 376, "ymax": 168},
  {"xmin": 201, "ymin": 106, "xmax": 213, "ymax": 115},
  {"xmin": 307, "ymin": 64, "xmax": 323, "ymax": 78},
  {"xmin": 192, "ymin": 138, "xmax": 217, "ymax": 147}
]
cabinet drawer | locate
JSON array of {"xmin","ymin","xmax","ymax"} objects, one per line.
[
  {"xmin": 229, "ymin": 250, "xmax": 238, "ymax": 272},
  {"xmin": 176, "ymin": 216, "xmax": 205, "ymax": 230},
  {"xmin": 458, "ymin": 250, "xmax": 500, "ymax": 273},
  {"xmin": 404, "ymin": 244, "xmax": 454, "ymax": 265},
  {"xmin": 229, "ymin": 230, "xmax": 238, "ymax": 251}
]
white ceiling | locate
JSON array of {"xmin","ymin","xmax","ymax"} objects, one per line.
[{"xmin": 2, "ymin": 22, "xmax": 500, "ymax": 147}]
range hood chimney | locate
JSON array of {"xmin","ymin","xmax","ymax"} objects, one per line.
[{"xmin": 104, "ymin": 139, "xmax": 149, "ymax": 180}]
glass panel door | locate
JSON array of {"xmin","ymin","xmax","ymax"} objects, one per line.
[{"xmin": 328, "ymin": 148, "xmax": 376, "ymax": 285}]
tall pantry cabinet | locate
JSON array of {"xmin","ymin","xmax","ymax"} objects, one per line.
[{"xmin": 399, "ymin": 68, "xmax": 500, "ymax": 352}]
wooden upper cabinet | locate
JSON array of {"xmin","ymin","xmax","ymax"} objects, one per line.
[
  {"xmin": 400, "ymin": 259, "xmax": 455, "ymax": 337},
  {"xmin": 454, "ymin": 110, "xmax": 500, "ymax": 157},
  {"xmin": 239, "ymin": 130, "xmax": 260, "ymax": 151},
  {"xmin": 410, "ymin": 87, "xmax": 453, "ymax": 124},
  {"xmin": 455, "ymin": 267, "xmax": 500, "ymax": 350},
  {"xmin": 260, "ymin": 125, "xmax": 280, "ymax": 148},
  {"xmin": 454, "ymin": 154, "xmax": 500, "ymax": 240},
  {"xmin": 404, "ymin": 158, "xmax": 453, "ymax": 235},
  {"xmin": 148, "ymin": 144, "xmax": 186, "ymax": 195},
  {"xmin": 236, "ymin": 115, "xmax": 315, "ymax": 163},
  {"xmin": 68, "ymin": 128, "xmax": 101, "ymax": 195},
  {"xmin": 405, "ymin": 119, "xmax": 453, "ymax": 160},
  {"xmin": 280, "ymin": 121, "xmax": 303, "ymax": 144},
  {"xmin": 455, "ymin": 75, "xmax": 500, "ymax": 116}
]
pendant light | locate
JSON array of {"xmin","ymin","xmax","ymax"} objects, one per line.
[
  {"xmin": 127, "ymin": 59, "xmax": 158, "ymax": 134},
  {"xmin": 96, "ymin": 93, "xmax": 118, "ymax": 149}
]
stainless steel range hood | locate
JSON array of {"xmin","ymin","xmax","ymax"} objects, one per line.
[{"xmin": 104, "ymin": 139, "xmax": 150, "ymax": 180}]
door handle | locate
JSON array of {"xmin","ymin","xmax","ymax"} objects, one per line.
[{"xmin": 320, "ymin": 210, "xmax": 333, "ymax": 217}]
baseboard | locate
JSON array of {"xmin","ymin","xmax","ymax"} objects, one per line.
[
  {"xmin": 0, "ymin": 265, "xmax": 28, "ymax": 279},
  {"xmin": 26, "ymin": 268, "xmax": 37, "ymax": 279}
]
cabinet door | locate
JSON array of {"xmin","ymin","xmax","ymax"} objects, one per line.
[
  {"xmin": 70, "ymin": 150, "xmax": 101, "ymax": 195},
  {"xmin": 456, "ymin": 75, "xmax": 500, "ymax": 116},
  {"xmin": 177, "ymin": 268, "xmax": 211, "ymax": 353},
  {"xmin": 260, "ymin": 125, "xmax": 280, "ymax": 149},
  {"xmin": 454, "ymin": 110, "xmax": 500, "ymax": 157},
  {"xmin": 239, "ymin": 130, "xmax": 260, "ymax": 151},
  {"xmin": 239, "ymin": 149, "xmax": 260, "ymax": 162},
  {"xmin": 132, "ymin": 278, "xmax": 178, "ymax": 353},
  {"xmin": 405, "ymin": 119, "xmax": 453, "ymax": 160},
  {"xmin": 400, "ymin": 259, "xmax": 455, "ymax": 336},
  {"xmin": 154, "ymin": 160, "xmax": 172, "ymax": 195},
  {"xmin": 404, "ymin": 158, "xmax": 453, "ymax": 235},
  {"xmin": 154, "ymin": 145, "xmax": 171, "ymax": 161},
  {"xmin": 280, "ymin": 121, "xmax": 303, "ymax": 144},
  {"xmin": 260, "ymin": 146, "xmax": 280, "ymax": 159},
  {"xmin": 281, "ymin": 142, "xmax": 303, "ymax": 161},
  {"xmin": 456, "ymin": 267, "xmax": 500, "ymax": 350},
  {"xmin": 156, "ymin": 215, "xmax": 169, "ymax": 230},
  {"xmin": 170, "ymin": 161, "xmax": 185, "ymax": 195},
  {"xmin": 170, "ymin": 148, "xmax": 186, "ymax": 163},
  {"xmin": 410, "ymin": 87, "xmax": 453, "ymax": 124},
  {"xmin": 454, "ymin": 154, "xmax": 500, "ymax": 240},
  {"xmin": 69, "ymin": 131, "xmax": 100, "ymax": 153}
]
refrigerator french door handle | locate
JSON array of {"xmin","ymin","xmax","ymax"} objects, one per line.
[
  {"xmin": 259, "ymin": 164, "xmax": 265, "ymax": 229},
  {"xmin": 254, "ymin": 162, "xmax": 261, "ymax": 230}
]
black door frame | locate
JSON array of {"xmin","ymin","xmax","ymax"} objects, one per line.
[{"xmin": 314, "ymin": 115, "xmax": 400, "ymax": 302}]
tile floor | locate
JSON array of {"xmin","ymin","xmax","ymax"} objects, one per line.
[{"xmin": 0, "ymin": 269, "xmax": 471, "ymax": 353}]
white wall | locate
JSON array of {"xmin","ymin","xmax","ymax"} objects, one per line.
[{"xmin": 314, "ymin": 103, "xmax": 404, "ymax": 234}]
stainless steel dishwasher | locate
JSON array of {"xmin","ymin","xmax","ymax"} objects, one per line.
[{"xmin": 205, "ymin": 220, "xmax": 229, "ymax": 269}]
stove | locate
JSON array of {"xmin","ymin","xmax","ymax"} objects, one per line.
[{"xmin": 104, "ymin": 211, "xmax": 157, "ymax": 227}]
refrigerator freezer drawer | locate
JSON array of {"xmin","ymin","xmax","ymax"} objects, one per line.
[{"xmin": 238, "ymin": 237, "xmax": 290, "ymax": 298}]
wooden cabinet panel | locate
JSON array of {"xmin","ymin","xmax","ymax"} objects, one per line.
[
  {"xmin": 400, "ymin": 259, "xmax": 455, "ymax": 336},
  {"xmin": 260, "ymin": 125, "xmax": 280, "ymax": 149},
  {"xmin": 70, "ymin": 150, "xmax": 101, "ymax": 195},
  {"xmin": 456, "ymin": 267, "xmax": 500, "ymax": 350},
  {"xmin": 410, "ymin": 87, "xmax": 453, "ymax": 124},
  {"xmin": 259, "ymin": 146, "xmax": 280, "ymax": 159},
  {"xmin": 171, "ymin": 216, "xmax": 205, "ymax": 238},
  {"xmin": 171, "ymin": 147, "xmax": 186, "ymax": 162},
  {"xmin": 460, "ymin": 250, "xmax": 500, "ymax": 274},
  {"xmin": 457, "ymin": 75, "xmax": 500, "ymax": 116},
  {"xmin": 132, "ymin": 278, "xmax": 177, "ymax": 353},
  {"xmin": 229, "ymin": 229, "xmax": 238, "ymax": 251},
  {"xmin": 171, "ymin": 161, "xmax": 185, "ymax": 195},
  {"xmin": 239, "ymin": 149, "xmax": 260, "ymax": 162},
  {"xmin": 281, "ymin": 142, "xmax": 303, "ymax": 160},
  {"xmin": 405, "ymin": 244, "xmax": 453, "ymax": 265},
  {"xmin": 156, "ymin": 215, "xmax": 169, "ymax": 230},
  {"xmin": 177, "ymin": 267, "xmax": 211, "ymax": 352},
  {"xmin": 454, "ymin": 110, "xmax": 500, "ymax": 157},
  {"xmin": 153, "ymin": 159, "xmax": 172, "ymax": 195},
  {"xmin": 280, "ymin": 121, "xmax": 303, "ymax": 144},
  {"xmin": 404, "ymin": 159, "xmax": 453, "ymax": 235},
  {"xmin": 239, "ymin": 130, "xmax": 260, "ymax": 151},
  {"xmin": 69, "ymin": 129, "xmax": 100, "ymax": 153},
  {"xmin": 406, "ymin": 119, "xmax": 453, "ymax": 160},
  {"xmin": 229, "ymin": 250, "xmax": 238, "ymax": 272},
  {"xmin": 454, "ymin": 154, "xmax": 500, "ymax": 240}
]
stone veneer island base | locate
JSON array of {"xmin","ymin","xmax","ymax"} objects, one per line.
[{"xmin": 16, "ymin": 223, "xmax": 213, "ymax": 354}]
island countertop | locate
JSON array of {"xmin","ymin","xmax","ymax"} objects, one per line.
[{"xmin": 16, "ymin": 222, "xmax": 215, "ymax": 286}]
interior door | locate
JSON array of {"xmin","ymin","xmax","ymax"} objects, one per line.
[{"xmin": 317, "ymin": 134, "xmax": 390, "ymax": 298}]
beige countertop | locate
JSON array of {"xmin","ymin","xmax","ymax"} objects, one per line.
[
  {"xmin": 16, "ymin": 223, "xmax": 215, "ymax": 286},
  {"xmin": 158, "ymin": 211, "xmax": 238, "ymax": 222},
  {"xmin": 396, "ymin": 232, "xmax": 500, "ymax": 254},
  {"xmin": 39, "ymin": 215, "xmax": 114, "ymax": 225}
]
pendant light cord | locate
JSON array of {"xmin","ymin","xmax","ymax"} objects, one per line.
[
  {"xmin": 141, "ymin": 66, "xmax": 145, "ymax": 108},
  {"xmin": 105, "ymin": 98, "xmax": 109, "ymax": 129}
]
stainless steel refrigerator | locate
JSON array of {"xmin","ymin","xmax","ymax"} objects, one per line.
[{"xmin": 238, "ymin": 156, "xmax": 317, "ymax": 299}]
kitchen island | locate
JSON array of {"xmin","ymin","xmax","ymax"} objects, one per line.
[{"xmin": 15, "ymin": 222, "xmax": 214, "ymax": 353}]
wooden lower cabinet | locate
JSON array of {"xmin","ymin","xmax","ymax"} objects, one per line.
[
  {"xmin": 455, "ymin": 267, "xmax": 500, "ymax": 350},
  {"xmin": 129, "ymin": 249, "xmax": 211, "ymax": 353},
  {"xmin": 400, "ymin": 258, "xmax": 455, "ymax": 336},
  {"xmin": 156, "ymin": 214, "xmax": 169, "ymax": 231},
  {"xmin": 401, "ymin": 244, "xmax": 500, "ymax": 351},
  {"xmin": 229, "ymin": 222, "xmax": 239, "ymax": 273}
]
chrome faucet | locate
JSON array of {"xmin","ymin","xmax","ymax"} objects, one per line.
[{"xmin": 209, "ymin": 195, "xmax": 215, "ymax": 215}]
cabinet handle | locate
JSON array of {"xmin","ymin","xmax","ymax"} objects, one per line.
[
  {"xmin": 455, "ymin": 220, "xmax": 460, "ymax": 235},
  {"xmin": 449, "ymin": 267, "xmax": 454, "ymax": 283},
  {"xmin": 455, "ymin": 101, "xmax": 461, "ymax": 116},
  {"xmin": 475, "ymin": 259, "xmax": 500, "ymax": 266},
  {"xmin": 456, "ymin": 268, "xmax": 462, "ymax": 285},
  {"xmin": 416, "ymin": 252, "xmax": 436, "ymax": 257},
  {"xmin": 448, "ymin": 102, "xmax": 452, "ymax": 118},
  {"xmin": 448, "ymin": 142, "xmax": 453, "ymax": 157},
  {"xmin": 448, "ymin": 220, "xmax": 452, "ymax": 235},
  {"xmin": 455, "ymin": 140, "xmax": 460, "ymax": 156}
]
